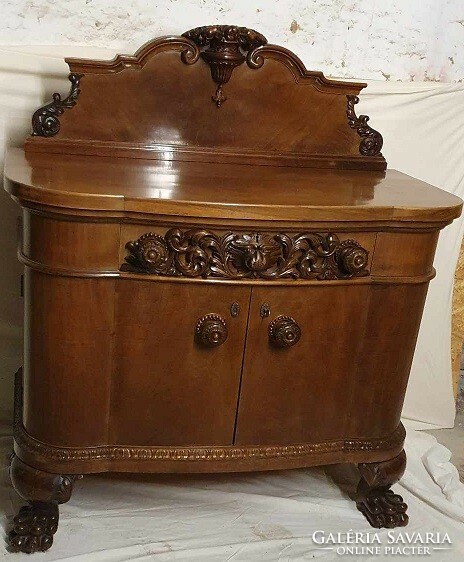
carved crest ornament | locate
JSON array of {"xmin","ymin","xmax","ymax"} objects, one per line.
[
  {"xmin": 182, "ymin": 25, "xmax": 268, "ymax": 107},
  {"xmin": 28, "ymin": 25, "xmax": 383, "ymax": 158},
  {"xmin": 121, "ymin": 230, "xmax": 370, "ymax": 280}
]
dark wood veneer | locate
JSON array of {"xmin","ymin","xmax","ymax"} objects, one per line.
[{"xmin": 24, "ymin": 25, "xmax": 387, "ymax": 170}]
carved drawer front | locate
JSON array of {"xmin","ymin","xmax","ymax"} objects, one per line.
[
  {"xmin": 110, "ymin": 280, "xmax": 250, "ymax": 447},
  {"xmin": 119, "ymin": 227, "xmax": 375, "ymax": 281}
]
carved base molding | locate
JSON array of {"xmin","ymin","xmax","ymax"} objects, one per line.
[
  {"xmin": 14, "ymin": 370, "xmax": 405, "ymax": 467},
  {"xmin": 15, "ymin": 425, "xmax": 406, "ymax": 464}
]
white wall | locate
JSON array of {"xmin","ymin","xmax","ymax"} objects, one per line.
[{"xmin": 1, "ymin": 0, "xmax": 464, "ymax": 82}]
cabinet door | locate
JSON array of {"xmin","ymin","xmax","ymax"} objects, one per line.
[
  {"xmin": 234, "ymin": 285, "xmax": 370, "ymax": 445},
  {"xmin": 110, "ymin": 280, "xmax": 250, "ymax": 446}
]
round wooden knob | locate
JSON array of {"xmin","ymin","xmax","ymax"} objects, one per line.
[
  {"xmin": 268, "ymin": 315, "xmax": 301, "ymax": 348},
  {"xmin": 336, "ymin": 241, "xmax": 369, "ymax": 275},
  {"xmin": 195, "ymin": 314, "xmax": 228, "ymax": 347}
]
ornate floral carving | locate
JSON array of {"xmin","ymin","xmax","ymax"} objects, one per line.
[
  {"xmin": 228, "ymin": 233, "xmax": 282, "ymax": 272},
  {"xmin": 182, "ymin": 25, "xmax": 267, "ymax": 107},
  {"xmin": 124, "ymin": 233, "xmax": 173, "ymax": 275},
  {"xmin": 32, "ymin": 73, "xmax": 82, "ymax": 137},
  {"xmin": 346, "ymin": 95, "xmax": 383, "ymax": 156},
  {"xmin": 121, "ymin": 230, "xmax": 370, "ymax": 280}
]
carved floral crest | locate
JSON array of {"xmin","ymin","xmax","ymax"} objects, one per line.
[
  {"xmin": 182, "ymin": 25, "xmax": 267, "ymax": 107},
  {"xmin": 121, "ymin": 229, "xmax": 369, "ymax": 280},
  {"xmin": 228, "ymin": 233, "xmax": 282, "ymax": 272}
]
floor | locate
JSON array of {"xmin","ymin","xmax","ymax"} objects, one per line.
[{"xmin": 427, "ymin": 372, "xmax": 464, "ymax": 479}]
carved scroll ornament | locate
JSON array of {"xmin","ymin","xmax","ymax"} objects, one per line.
[
  {"xmin": 32, "ymin": 73, "xmax": 82, "ymax": 137},
  {"xmin": 346, "ymin": 95, "xmax": 383, "ymax": 156},
  {"xmin": 120, "ymin": 230, "xmax": 369, "ymax": 280},
  {"xmin": 182, "ymin": 25, "xmax": 267, "ymax": 107}
]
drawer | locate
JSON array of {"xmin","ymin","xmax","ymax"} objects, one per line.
[
  {"xmin": 22, "ymin": 210, "xmax": 120, "ymax": 272},
  {"xmin": 371, "ymin": 231, "xmax": 439, "ymax": 277},
  {"xmin": 119, "ymin": 224, "xmax": 376, "ymax": 281}
]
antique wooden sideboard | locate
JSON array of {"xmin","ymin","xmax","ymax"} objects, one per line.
[{"xmin": 4, "ymin": 25, "xmax": 462, "ymax": 553}]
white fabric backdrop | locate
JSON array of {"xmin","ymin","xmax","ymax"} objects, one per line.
[
  {"xmin": 0, "ymin": 46, "xmax": 462, "ymax": 429},
  {"xmin": 360, "ymin": 80, "xmax": 464, "ymax": 429}
]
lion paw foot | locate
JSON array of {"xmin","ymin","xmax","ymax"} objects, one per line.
[
  {"xmin": 357, "ymin": 489, "xmax": 408, "ymax": 528},
  {"xmin": 9, "ymin": 502, "xmax": 59, "ymax": 553}
]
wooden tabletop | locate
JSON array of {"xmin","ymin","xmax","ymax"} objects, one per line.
[{"xmin": 4, "ymin": 148, "xmax": 462, "ymax": 224}]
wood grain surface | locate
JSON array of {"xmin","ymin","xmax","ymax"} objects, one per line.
[{"xmin": 5, "ymin": 149, "xmax": 461, "ymax": 225}]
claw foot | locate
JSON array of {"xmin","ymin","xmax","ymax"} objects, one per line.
[
  {"xmin": 9, "ymin": 502, "xmax": 59, "ymax": 553},
  {"xmin": 356, "ymin": 487, "xmax": 409, "ymax": 528},
  {"xmin": 357, "ymin": 450, "xmax": 408, "ymax": 529}
]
